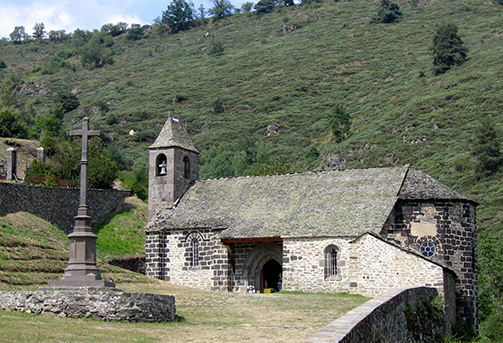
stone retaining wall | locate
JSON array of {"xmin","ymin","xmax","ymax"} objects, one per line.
[
  {"xmin": 305, "ymin": 287, "xmax": 447, "ymax": 343},
  {"xmin": 0, "ymin": 182, "xmax": 130, "ymax": 233},
  {"xmin": 0, "ymin": 289, "xmax": 175, "ymax": 322}
]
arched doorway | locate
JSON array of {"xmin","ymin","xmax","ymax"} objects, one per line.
[{"xmin": 261, "ymin": 259, "xmax": 282, "ymax": 292}]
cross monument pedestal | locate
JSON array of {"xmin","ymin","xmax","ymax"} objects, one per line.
[{"xmin": 48, "ymin": 117, "xmax": 115, "ymax": 289}]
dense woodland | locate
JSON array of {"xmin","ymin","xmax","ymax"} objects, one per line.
[{"xmin": 1, "ymin": 0, "xmax": 503, "ymax": 340}]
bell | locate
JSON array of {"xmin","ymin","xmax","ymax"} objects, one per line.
[{"xmin": 159, "ymin": 165, "xmax": 167, "ymax": 175}]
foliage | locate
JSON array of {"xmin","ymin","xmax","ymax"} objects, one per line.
[
  {"xmin": 48, "ymin": 30, "xmax": 69, "ymax": 43},
  {"xmin": 0, "ymin": 109, "xmax": 28, "ymax": 138},
  {"xmin": 431, "ymin": 22, "xmax": 468, "ymax": 75},
  {"xmin": 126, "ymin": 24, "xmax": 144, "ymax": 41},
  {"xmin": 81, "ymin": 43, "xmax": 115, "ymax": 69},
  {"xmin": 241, "ymin": 2, "xmax": 255, "ymax": 12},
  {"xmin": 9, "ymin": 26, "xmax": 26, "ymax": 44},
  {"xmin": 473, "ymin": 118, "xmax": 502, "ymax": 178},
  {"xmin": 87, "ymin": 139, "xmax": 119, "ymax": 189},
  {"xmin": 255, "ymin": 0, "xmax": 277, "ymax": 14},
  {"xmin": 372, "ymin": 0, "xmax": 403, "ymax": 24},
  {"xmin": 330, "ymin": 104, "xmax": 351, "ymax": 143},
  {"xmin": 32, "ymin": 23, "xmax": 46, "ymax": 40},
  {"xmin": 54, "ymin": 90, "xmax": 80, "ymax": 114},
  {"xmin": 208, "ymin": 40, "xmax": 225, "ymax": 56},
  {"xmin": 161, "ymin": 0, "xmax": 195, "ymax": 33},
  {"xmin": 209, "ymin": 0, "xmax": 235, "ymax": 19},
  {"xmin": 0, "ymin": 60, "xmax": 6, "ymax": 68},
  {"xmin": 101, "ymin": 22, "xmax": 128, "ymax": 37}
]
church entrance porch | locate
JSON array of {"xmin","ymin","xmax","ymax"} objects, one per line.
[{"xmin": 234, "ymin": 241, "xmax": 282, "ymax": 293}]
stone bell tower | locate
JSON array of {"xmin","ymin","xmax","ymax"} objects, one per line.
[{"xmin": 148, "ymin": 114, "xmax": 199, "ymax": 221}]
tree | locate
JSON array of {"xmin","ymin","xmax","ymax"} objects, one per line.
[
  {"xmin": 431, "ymin": 22, "xmax": 468, "ymax": 75},
  {"xmin": 88, "ymin": 139, "xmax": 119, "ymax": 189},
  {"xmin": 48, "ymin": 30, "xmax": 68, "ymax": 43},
  {"xmin": 0, "ymin": 109, "xmax": 28, "ymax": 138},
  {"xmin": 33, "ymin": 22, "xmax": 46, "ymax": 40},
  {"xmin": 161, "ymin": 0, "xmax": 195, "ymax": 33},
  {"xmin": 209, "ymin": 0, "xmax": 234, "ymax": 20},
  {"xmin": 9, "ymin": 26, "xmax": 25, "ymax": 44},
  {"xmin": 241, "ymin": 2, "xmax": 254, "ymax": 12},
  {"xmin": 254, "ymin": 0, "xmax": 276, "ymax": 14},
  {"xmin": 81, "ymin": 43, "xmax": 114, "ymax": 69},
  {"xmin": 372, "ymin": 0, "xmax": 403, "ymax": 24},
  {"xmin": 330, "ymin": 104, "xmax": 351, "ymax": 143},
  {"xmin": 473, "ymin": 118, "xmax": 502, "ymax": 177}
]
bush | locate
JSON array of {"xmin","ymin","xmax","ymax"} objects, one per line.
[
  {"xmin": 431, "ymin": 22, "xmax": 468, "ymax": 75},
  {"xmin": 372, "ymin": 0, "xmax": 403, "ymax": 24},
  {"xmin": 255, "ymin": 0, "xmax": 277, "ymax": 14},
  {"xmin": 330, "ymin": 104, "xmax": 352, "ymax": 143}
]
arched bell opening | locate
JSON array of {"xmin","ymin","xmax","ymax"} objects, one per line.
[{"xmin": 156, "ymin": 154, "xmax": 168, "ymax": 176}]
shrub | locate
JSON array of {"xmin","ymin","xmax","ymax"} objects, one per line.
[
  {"xmin": 255, "ymin": 0, "xmax": 277, "ymax": 14},
  {"xmin": 431, "ymin": 22, "xmax": 468, "ymax": 75},
  {"xmin": 372, "ymin": 0, "xmax": 403, "ymax": 24},
  {"xmin": 330, "ymin": 104, "xmax": 352, "ymax": 143}
]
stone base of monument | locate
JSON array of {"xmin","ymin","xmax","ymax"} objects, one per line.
[
  {"xmin": 47, "ymin": 279, "xmax": 117, "ymax": 289},
  {"xmin": 0, "ymin": 289, "xmax": 176, "ymax": 322}
]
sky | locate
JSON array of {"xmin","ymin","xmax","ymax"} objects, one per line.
[{"xmin": 0, "ymin": 0, "xmax": 248, "ymax": 39}]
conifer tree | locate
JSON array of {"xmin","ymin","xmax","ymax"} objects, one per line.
[{"xmin": 431, "ymin": 22, "xmax": 468, "ymax": 75}]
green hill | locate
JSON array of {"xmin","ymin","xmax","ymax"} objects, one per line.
[{"xmin": 1, "ymin": 0, "xmax": 503, "ymax": 338}]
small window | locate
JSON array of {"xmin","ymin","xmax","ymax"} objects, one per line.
[
  {"xmin": 183, "ymin": 156, "xmax": 190, "ymax": 179},
  {"xmin": 420, "ymin": 241, "xmax": 437, "ymax": 257},
  {"xmin": 324, "ymin": 245, "xmax": 339, "ymax": 280},
  {"xmin": 187, "ymin": 233, "xmax": 201, "ymax": 268},
  {"xmin": 156, "ymin": 154, "xmax": 167, "ymax": 176}
]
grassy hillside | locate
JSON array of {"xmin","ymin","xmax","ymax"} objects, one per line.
[{"xmin": 0, "ymin": 197, "xmax": 149, "ymax": 290}]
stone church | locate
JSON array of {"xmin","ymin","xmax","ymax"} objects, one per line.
[{"xmin": 145, "ymin": 115, "xmax": 478, "ymax": 328}]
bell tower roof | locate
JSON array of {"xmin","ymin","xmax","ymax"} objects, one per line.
[{"xmin": 149, "ymin": 114, "xmax": 199, "ymax": 153}]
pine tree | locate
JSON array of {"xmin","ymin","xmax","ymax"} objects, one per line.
[{"xmin": 431, "ymin": 22, "xmax": 468, "ymax": 75}]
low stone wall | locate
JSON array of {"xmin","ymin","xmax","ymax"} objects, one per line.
[
  {"xmin": 109, "ymin": 256, "xmax": 146, "ymax": 274},
  {"xmin": 305, "ymin": 287, "xmax": 447, "ymax": 343},
  {"xmin": 0, "ymin": 289, "xmax": 175, "ymax": 322},
  {"xmin": 0, "ymin": 182, "xmax": 130, "ymax": 233}
]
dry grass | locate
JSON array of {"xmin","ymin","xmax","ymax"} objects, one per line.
[{"xmin": 0, "ymin": 279, "xmax": 369, "ymax": 343}]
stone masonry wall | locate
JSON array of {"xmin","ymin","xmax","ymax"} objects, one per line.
[
  {"xmin": 283, "ymin": 235, "xmax": 447, "ymax": 298},
  {"xmin": 0, "ymin": 182, "xmax": 130, "ymax": 234},
  {"xmin": 305, "ymin": 287, "xmax": 447, "ymax": 343},
  {"xmin": 0, "ymin": 289, "xmax": 175, "ymax": 322},
  {"xmin": 145, "ymin": 228, "xmax": 230, "ymax": 291},
  {"xmin": 391, "ymin": 201, "xmax": 478, "ymax": 328}
]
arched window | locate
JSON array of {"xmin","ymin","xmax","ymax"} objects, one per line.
[
  {"xmin": 156, "ymin": 154, "xmax": 167, "ymax": 176},
  {"xmin": 187, "ymin": 233, "xmax": 201, "ymax": 268},
  {"xmin": 324, "ymin": 245, "xmax": 339, "ymax": 280},
  {"xmin": 183, "ymin": 156, "xmax": 190, "ymax": 179}
]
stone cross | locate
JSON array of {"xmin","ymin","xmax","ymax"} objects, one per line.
[
  {"xmin": 69, "ymin": 117, "xmax": 100, "ymax": 216},
  {"xmin": 48, "ymin": 117, "xmax": 114, "ymax": 288}
]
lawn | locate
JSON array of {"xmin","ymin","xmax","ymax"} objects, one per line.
[{"xmin": 0, "ymin": 280, "xmax": 368, "ymax": 343}]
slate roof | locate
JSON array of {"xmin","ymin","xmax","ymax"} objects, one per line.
[
  {"xmin": 149, "ymin": 116, "xmax": 199, "ymax": 153},
  {"xmin": 148, "ymin": 166, "xmax": 403, "ymax": 238},
  {"xmin": 398, "ymin": 167, "xmax": 473, "ymax": 202},
  {"xmin": 147, "ymin": 165, "xmax": 474, "ymax": 239}
]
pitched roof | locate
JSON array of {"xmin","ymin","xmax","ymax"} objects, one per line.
[
  {"xmin": 149, "ymin": 116, "xmax": 199, "ymax": 153},
  {"xmin": 147, "ymin": 166, "xmax": 409, "ymax": 238}
]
